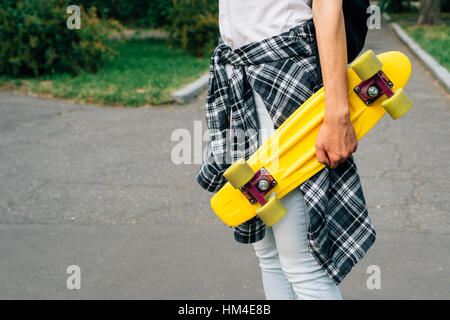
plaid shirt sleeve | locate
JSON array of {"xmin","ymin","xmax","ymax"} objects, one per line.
[{"xmin": 197, "ymin": 145, "xmax": 229, "ymax": 193}]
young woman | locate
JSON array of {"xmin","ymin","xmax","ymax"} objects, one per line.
[{"xmin": 198, "ymin": 0, "xmax": 376, "ymax": 300}]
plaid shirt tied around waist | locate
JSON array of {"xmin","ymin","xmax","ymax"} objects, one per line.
[{"xmin": 197, "ymin": 20, "xmax": 376, "ymax": 284}]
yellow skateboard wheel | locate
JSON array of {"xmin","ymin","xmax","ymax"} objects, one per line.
[
  {"xmin": 223, "ymin": 158, "xmax": 255, "ymax": 189},
  {"xmin": 382, "ymin": 88, "xmax": 413, "ymax": 119},
  {"xmin": 351, "ymin": 50, "xmax": 383, "ymax": 81},
  {"xmin": 256, "ymin": 195, "xmax": 287, "ymax": 227}
]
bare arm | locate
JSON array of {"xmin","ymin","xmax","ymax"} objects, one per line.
[{"xmin": 312, "ymin": 0, "xmax": 358, "ymax": 169}]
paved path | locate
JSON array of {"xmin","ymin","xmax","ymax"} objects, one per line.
[{"xmin": 0, "ymin": 21, "xmax": 449, "ymax": 299}]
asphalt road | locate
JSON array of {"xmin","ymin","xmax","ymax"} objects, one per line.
[{"xmin": 0, "ymin": 22, "xmax": 449, "ymax": 299}]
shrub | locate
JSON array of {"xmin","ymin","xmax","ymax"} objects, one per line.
[
  {"xmin": 145, "ymin": 0, "xmax": 173, "ymax": 28},
  {"xmin": 0, "ymin": 0, "xmax": 120, "ymax": 77},
  {"xmin": 378, "ymin": 0, "xmax": 413, "ymax": 13},
  {"xmin": 77, "ymin": 0, "xmax": 146, "ymax": 23},
  {"xmin": 75, "ymin": 0, "xmax": 218, "ymax": 57},
  {"xmin": 77, "ymin": 0, "xmax": 173, "ymax": 28},
  {"xmin": 442, "ymin": 0, "xmax": 450, "ymax": 12},
  {"xmin": 166, "ymin": 0, "xmax": 219, "ymax": 57}
]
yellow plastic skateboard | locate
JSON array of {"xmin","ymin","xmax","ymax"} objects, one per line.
[{"xmin": 211, "ymin": 50, "xmax": 413, "ymax": 227}]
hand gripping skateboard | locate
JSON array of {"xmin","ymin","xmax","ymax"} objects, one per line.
[{"xmin": 211, "ymin": 50, "xmax": 413, "ymax": 227}]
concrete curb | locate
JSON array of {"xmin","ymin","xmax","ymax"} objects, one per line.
[
  {"xmin": 171, "ymin": 73, "xmax": 209, "ymax": 104},
  {"xmin": 384, "ymin": 13, "xmax": 450, "ymax": 92}
]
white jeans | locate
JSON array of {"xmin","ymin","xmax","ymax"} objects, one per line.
[{"xmin": 252, "ymin": 88, "xmax": 342, "ymax": 300}]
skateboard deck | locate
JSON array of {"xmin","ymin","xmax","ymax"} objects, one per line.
[{"xmin": 211, "ymin": 50, "xmax": 413, "ymax": 227}]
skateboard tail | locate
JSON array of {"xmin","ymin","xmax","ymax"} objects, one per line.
[{"xmin": 211, "ymin": 187, "xmax": 256, "ymax": 227}]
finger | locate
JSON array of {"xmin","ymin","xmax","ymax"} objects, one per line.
[
  {"xmin": 329, "ymin": 154, "xmax": 340, "ymax": 169},
  {"xmin": 353, "ymin": 144, "xmax": 358, "ymax": 153},
  {"xmin": 340, "ymin": 152, "xmax": 350, "ymax": 162},
  {"xmin": 316, "ymin": 144, "xmax": 331, "ymax": 166},
  {"xmin": 353, "ymin": 140, "xmax": 358, "ymax": 153}
]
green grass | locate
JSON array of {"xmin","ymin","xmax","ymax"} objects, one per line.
[
  {"xmin": 389, "ymin": 13, "xmax": 450, "ymax": 71},
  {"xmin": 0, "ymin": 39, "xmax": 210, "ymax": 107}
]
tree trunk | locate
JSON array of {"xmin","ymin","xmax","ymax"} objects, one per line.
[{"xmin": 417, "ymin": 0, "xmax": 441, "ymax": 25}]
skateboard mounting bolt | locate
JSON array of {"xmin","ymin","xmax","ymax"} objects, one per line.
[
  {"xmin": 355, "ymin": 87, "xmax": 361, "ymax": 93},
  {"xmin": 272, "ymin": 181, "xmax": 277, "ymax": 186},
  {"xmin": 365, "ymin": 100, "xmax": 372, "ymax": 106},
  {"xmin": 368, "ymin": 86, "xmax": 379, "ymax": 98},
  {"xmin": 260, "ymin": 168, "xmax": 266, "ymax": 174},
  {"xmin": 257, "ymin": 179, "xmax": 270, "ymax": 191},
  {"xmin": 250, "ymin": 199, "xmax": 257, "ymax": 204}
]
